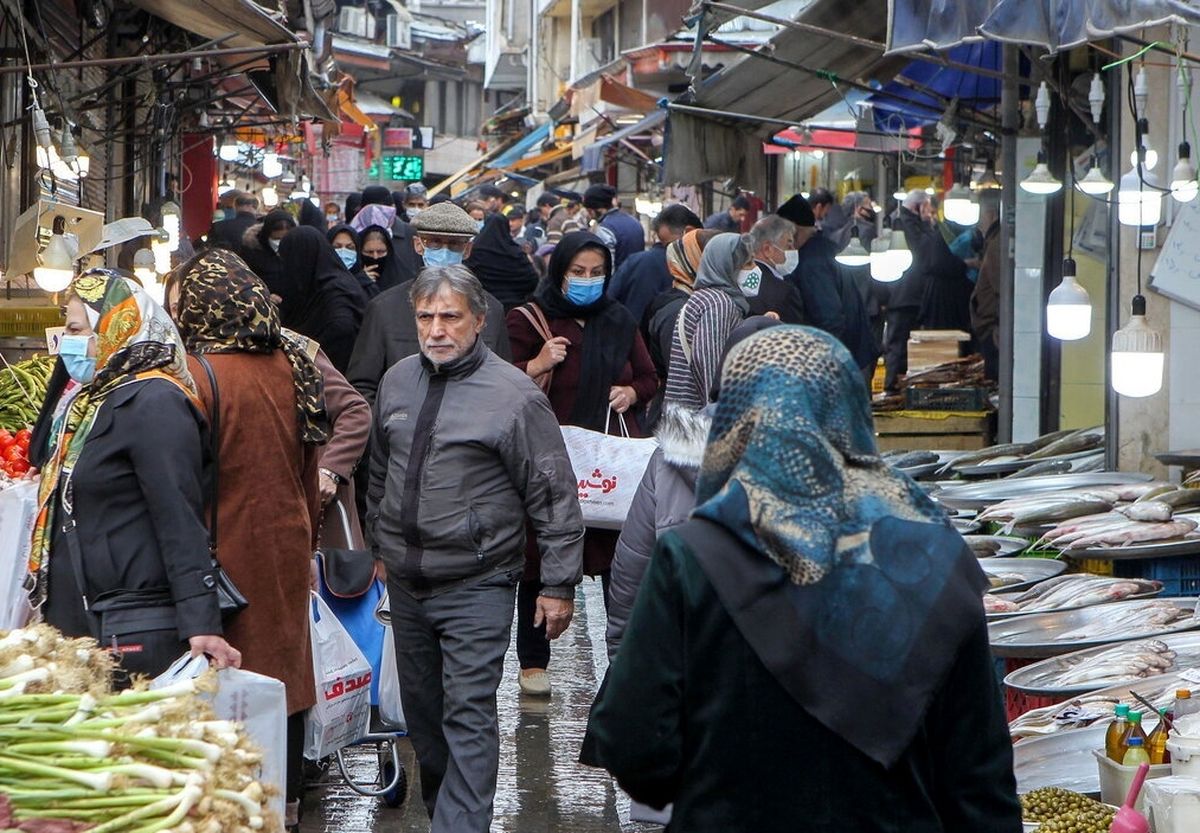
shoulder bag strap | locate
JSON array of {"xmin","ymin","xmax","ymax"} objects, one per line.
[
  {"xmin": 514, "ymin": 303, "xmax": 555, "ymax": 393},
  {"xmin": 674, "ymin": 304, "xmax": 693, "ymax": 365},
  {"xmin": 60, "ymin": 484, "xmax": 100, "ymax": 638},
  {"xmin": 195, "ymin": 355, "xmax": 220, "ymax": 562}
]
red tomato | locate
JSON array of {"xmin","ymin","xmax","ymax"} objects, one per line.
[
  {"xmin": 7, "ymin": 459, "xmax": 28, "ymax": 476},
  {"xmin": 0, "ymin": 430, "xmax": 14, "ymax": 450},
  {"xmin": 4, "ymin": 445, "xmax": 24, "ymax": 463},
  {"xmin": 14, "ymin": 429, "xmax": 31, "ymax": 448}
]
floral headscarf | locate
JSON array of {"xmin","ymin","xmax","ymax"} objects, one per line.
[
  {"xmin": 666, "ymin": 228, "xmax": 718, "ymax": 292},
  {"xmin": 174, "ymin": 248, "xmax": 328, "ymax": 445},
  {"xmin": 27, "ymin": 270, "xmax": 199, "ymax": 609}
]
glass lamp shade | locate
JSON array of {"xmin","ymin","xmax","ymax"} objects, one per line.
[
  {"xmin": 869, "ymin": 236, "xmax": 902, "ymax": 282},
  {"xmin": 835, "ymin": 234, "xmax": 871, "ymax": 267},
  {"xmin": 885, "ymin": 232, "xmax": 912, "ymax": 273},
  {"xmin": 1110, "ymin": 297, "xmax": 1164, "ymax": 397},
  {"xmin": 1045, "ymin": 261, "xmax": 1091, "ymax": 341},
  {"xmin": 261, "ymin": 186, "xmax": 279, "ymax": 207},
  {"xmin": 33, "ymin": 233, "xmax": 75, "ymax": 293},
  {"xmin": 942, "ymin": 184, "xmax": 979, "ymax": 225},
  {"xmin": 1117, "ymin": 168, "xmax": 1164, "ymax": 227},
  {"xmin": 1021, "ymin": 162, "xmax": 1063, "ymax": 195},
  {"xmin": 262, "ymin": 152, "xmax": 283, "ymax": 178},
  {"xmin": 1078, "ymin": 165, "xmax": 1115, "ymax": 195}
]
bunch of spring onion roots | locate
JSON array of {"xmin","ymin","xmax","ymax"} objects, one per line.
[{"xmin": 0, "ymin": 625, "xmax": 279, "ymax": 833}]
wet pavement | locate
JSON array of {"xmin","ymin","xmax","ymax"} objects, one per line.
[{"xmin": 302, "ymin": 579, "xmax": 661, "ymax": 832}]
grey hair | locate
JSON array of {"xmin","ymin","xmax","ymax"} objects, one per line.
[
  {"xmin": 746, "ymin": 215, "xmax": 796, "ymax": 251},
  {"xmin": 409, "ymin": 264, "xmax": 489, "ymax": 318},
  {"xmin": 903, "ymin": 189, "xmax": 931, "ymax": 210}
]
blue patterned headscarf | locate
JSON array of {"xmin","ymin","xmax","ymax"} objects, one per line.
[{"xmin": 690, "ymin": 326, "xmax": 987, "ymax": 766}]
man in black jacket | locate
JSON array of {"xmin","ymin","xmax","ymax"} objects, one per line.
[
  {"xmin": 208, "ymin": 192, "xmax": 258, "ymax": 251},
  {"xmin": 746, "ymin": 214, "xmax": 806, "ymax": 325}
]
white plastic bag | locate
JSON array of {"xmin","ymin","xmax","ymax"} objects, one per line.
[
  {"xmin": 0, "ymin": 481, "xmax": 40, "ymax": 629},
  {"xmin": 560, "ymin": 413, "xmax": 658, "ymax": 529},
  {"xmin": 377, "ymin": 622, "xmax": 407, "ymax": 730},
  {"xmin": 304, "ymin": 592, "xmax": 372, "ymax": 760},
  {"xmin": 152, "ymin": 654, "xmax": 287, "ymax": 823}
]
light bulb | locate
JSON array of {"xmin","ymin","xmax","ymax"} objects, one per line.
[
  {"xmin": 1130, "ymin": 145, "xmax": 1159, "ymax": 171},
  {"xmin": 75, "ymin": 148, "xmax": 90, "ymax": 177},
  {"xmin": 50, "ymin": 156, "xmax": 77, "ymax": 181},
  {"xmin": 1170, "ymin": 142, "xmax": 1198, "ymax": 203},
  {"xmin": 942, "ymin": 183, "xmax": 979, "ymax": 225},
  {"xmin": 58, "ymin": 127, "xmax": 77, "ymax": 174},
  {"xmin": 869, "ymin": 235, "xmax": 902, "ymax": 282},
  {"xmin": 142, "ymin": 277, "xmax": 165, "ymax": 305},
  {"xmin": 33, "ymin": 232, "xmax": 75, "ymax": 293},
  {"xmin": 1089, "ymin": 73, "xmax": 1105, "ymax": 124},
  {"xmin": 1021, "ymin": 152, "xmax": 1062, "ymax": 195},
  {"xmin": 1134, "ymin": 67, "xmax": 1149, "ymax": 119},
  {"xmin": 835, "ymin": 232, "xmax": 871, "ymax": 267},
  {"xmin": 1110, "ymin": 295, "xmax": 1163, "ymax": 397},
  {"xmin": 218, "ymin": 138, "xmax": 240, "ymax": 162},
  {"xmin": 261, "ymin": 185, "xmax": 278, "ymax": 207},
  {"xmin": 885, "ymin": 232, "xmax": 913, "ymax": 273},
  {"xmin": 892, "ymin": 189, "xmax": 906, "ymax": 201},
  {"xmin": 1117, "ymin": 168, "xmax": 1164, "ymax": 227},
  {"xmin": 151, "ymin": 236, "xmax": 172, "ymax": 274},
  {"xmin": 1034, "ymin": 81, "xmax": 1052, "ymax": 130},
  {"xmin": 262, "ymin": 152, "xmax": 283, "ymax": 178},
  {"xmin": 217, "ymin": 179, "xmax": 235, "ymax": 196},
  {"xmin": 1045, "ymin": 258, "xmax": 1091, "ymax": 340},
  {"xmin": 160, "ymin": 201, "xmax": 181, "ymax": 251},
  {"xmin": 1078, "ymin": 165, "xmax": 1115, "ymax": 195},
  {"xmin": 811, "ymin": 149, "xmax": 825, "ymax": 160}
]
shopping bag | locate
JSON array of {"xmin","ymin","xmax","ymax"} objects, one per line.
[
  {"xmin": 303, "ymin": 592, "xmax": 372, "ymax": 760},
  {"xmin": 377, "ymin": 621, "xmax": 407, "ymax": 731},
  {"xmin": 316, "ymin": 575, "xmax": 386, "ymax": 706},
  {"xmin": 151, "ymin": 654, "xmax": 287, "ymax": 823},
  {"xmin": 559, "ymin": 412, "xmax": 658, "ymax": 530},
  {"xmin": 630, "ymin": 799, "xmax": 673, "ymax": 825},
  {"xmin": 0, "ymin": 481, "xmax": 40, "ymax": 629}
]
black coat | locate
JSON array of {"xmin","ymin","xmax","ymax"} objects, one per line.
[
  {"xmin": 750, "ymin": 261, "xmax": 806, "ymax": 325},
  {"xmin": 346, "ymin": 279, "xmax": 512, "ymax": 406},
  {"xmin": 40, "ymin": 379, "xmax": 220, "ymax": 643},
  {"xmin": 387, "ymin": 220, "xmax": 425, "ymax": 290},
  {"xmin": 583, "ymin": 531, "xmax": 1022, "ymax": 833},
  {"xmin": 608, "ymin": 243, "xmax": 669, "ymax": 323},
  {"xmin": 787, "ymin": 237, "xmax": 847, "ymax": 341},
  {"xmin": 208, "ymin": 211, "xmax": 257, "ymax": 252}
]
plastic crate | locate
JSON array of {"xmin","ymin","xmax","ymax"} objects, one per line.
[
  {"xmin": 904, "ymin": 386, "xmax": 990, "ymax": 411},
  {"xmin": 1078, "ymin": 558, "xmax": 1115, "ymax": 577},
  {"xmin": 0, "ymin": 307, "xmax": 63, "ymax": 338},
  {"xmin": 1002, "ymin": 657, "xmax": 1069, "ymax": 722},
  {"xmin": 1112, "ymin": 555, "xmax": 1200, "ymax": 596}
]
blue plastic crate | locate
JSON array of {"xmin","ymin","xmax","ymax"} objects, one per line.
[{"xmin": 1112, "ymin": 555, "xmax": 1200, "ymax": 597}]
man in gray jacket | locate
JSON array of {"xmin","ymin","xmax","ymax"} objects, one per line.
[{"xmin": 368, "ymin": 264, "xmax": 584, "ymax": 833}]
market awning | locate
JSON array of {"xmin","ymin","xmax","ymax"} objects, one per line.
[
  {"xmin": 506, "ymin": 145, "xmax": 572, "ymax": 172},
  {"xmin": 886, "ymin": 0, "xmax": 1200, "ymax": 55},
  {"xmin": 581, "ymin": 110, "xmax": 667, "ymax": 172},
  {"xmin": 487, "ymin": 123, "xmax": 552, "ymax": 169},
  {"xmin": 867, "ymin": 40, "xmax": 1002, "ymax": 130}
]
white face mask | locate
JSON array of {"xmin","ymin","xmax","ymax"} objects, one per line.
[
  {"xmin": 268, "ymin": 238, "xmax": 281, "ymax": 252},
  {"xmin": 779, "ymin": 248, "xmax": 800, "ymax": 276},
  {"xmin": 736, "ymin": 266, "xmax": 763, "ymax": 298}
]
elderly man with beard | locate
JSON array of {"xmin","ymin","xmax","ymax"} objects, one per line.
[{"xmin": 367, "ymin": 264, "xmax": 584, "ymax": 833}]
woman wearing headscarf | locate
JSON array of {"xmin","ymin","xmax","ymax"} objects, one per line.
[
  {"xmin": 172, "ymin": 248, "xmax": 327, "ymax": 831},
  {"xmin": 349, "ymin": 186, "xmax": 424, "ymax": 282},
  {"xmin": 359, "ymin": 225, "xmax": 407, "ymax": 292},
  {"xmin": 328, "ymin": 223, "xmax": 377, "ymax": 299},
  {"xmin": 28, "ymin": 270, "xmax": 240, "ymax": 680},
  {"xmin": 467, "ymin": 213, "xmax": 540, "ymax": 310},
  {"xmin": 239, "ymin": 209, "xmax": 295, "ymax": 297},
  {"xmin": 506, "ymin": 230, "xmax": 657, "ymax": 696},
  {"xmin": 662, "ymin": 232, "xmax": 756, "ymax": 412},
  {"xmin": 276, "ymin": 225, "xmax": 368, "ymax": 372},
  {"xmin": 583, "ymin": 326, "xmax": 1021, "ymax": 833}
]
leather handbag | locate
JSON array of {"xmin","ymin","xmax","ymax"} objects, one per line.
[
  {"xmin": 315, "ymin": 499, "xmax": 376, "ymax": 599},
  {"xmin": 514, "ymin": 302, "xmax": 555, "ymax": 394},
  {"xmin": 195, "ymin": 355, "xmax": 249, "ymax": 617}
]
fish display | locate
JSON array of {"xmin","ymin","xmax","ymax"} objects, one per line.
[
  {"xmin": 1005, "ymin": 460, "xmax": 1074, "ymax": 479},
  {"xmin": 1010, "ymin": 677, "xmax": 1197, "ymax": 739},
  {"xmin": 984, "ymin": 576, "xmax": 1163, "ymax": 615},
  {"xmin": 969, "ymin": 538, "xmax": 1002, "ymax": 558},
  {"xmin": 1035, "ymin": 513, "xmax": 1198, "ymax": 552},
  {"xmin": 1024, "ymin": 431, "xmax": 1104, "ymax": 461},
  {"xmin": 1053, "ymin": 600, "xmax": 1194, "ymax": 642},
  {"xmin": 977, "ymin": 492, "xmax": 1116, "ymax": 531},
  {"xmin": 1011, "ymin": 640, "xmax": 1178, "ymax": 691}
]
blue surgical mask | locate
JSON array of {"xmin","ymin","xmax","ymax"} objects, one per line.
[
  {"xmin": 423, "ymin": 246, "xmax": 464, "ymax": 268},
  {"xmin": 475, "ymin": 220, "xmax": 485, "ymax": 232},
  {"xmin": 565, "ymin": 276, "xmax": 605, "ymax": 306},
  {"xmin": 59, "ymin": 334, "xmax": 96, "ymax": 384},
  {"xmin": 334, "ymin": 248, "xmax": 357, "ymax": 269}
]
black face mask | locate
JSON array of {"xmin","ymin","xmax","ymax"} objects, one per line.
[{"xmin": 361, "ymin": 254, "xmax": 388, "ymax": 268}]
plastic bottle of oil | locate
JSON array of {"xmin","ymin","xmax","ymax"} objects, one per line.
[
  {"xmin": 1106, "ymin": 704, "xmax": 1131, "ymax": 762},
  {"xmin": 1119, "ymin": 710, "xmax": 1149, "ymax": 761},
  {"xmin": 1147, "ymin": 708, "xmax": 1172, "ymax": 765},
  {"xmin": 1122, "ymin": 736, "xmax": 1151, "ymax": 766},
  {"xmin": 1176, "ymin": 689, "xmax": 1198, "ymax": 718}
]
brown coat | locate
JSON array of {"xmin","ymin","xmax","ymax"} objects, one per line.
[
  {"xmin": 189, "ymin": 351, "xmax": 321, "ymax": 715},
  {"xmin": 314, "ymin": 349, "xmax": 370, "ymax": 549},
  {"xmin": 970, "ymin": 223, "xmax": 1001, "ymax": 349}
]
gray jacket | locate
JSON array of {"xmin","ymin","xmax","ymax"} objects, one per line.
[
  {"xmin": 367, "ymin": 337, "xmax": 584, "ymax": 599},
  {"xmin": 347, "ymin": 278, "xmax": 511, "ymax": 406},
  {"xmin": 606, "ymin": 406, "xmax": 710, "ymax": 658}
]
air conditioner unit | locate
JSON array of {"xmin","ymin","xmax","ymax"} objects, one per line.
[
  {"xmin": 338, "ymin": 6, "xmax": 373, "ymax": 38},
  {"xmin": 386, "ymin": 14, "xmax": 411, "ymax": 49}
]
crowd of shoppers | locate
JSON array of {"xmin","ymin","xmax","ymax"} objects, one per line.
[{"xmin": 20, "ymin": 179, "xmax": 1016, "ymax": 833}]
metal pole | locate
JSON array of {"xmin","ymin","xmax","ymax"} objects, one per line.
[
  {"xmin": 997, "ymin": 44, "xmax": 1019, "ymax": 443},
  {"xmin": 0, "ymin": 42, "xmax": 308, "ymax": 75},
  {"xmin": 667, "ymin": 102, "xmax": 934, "ymax": 142},
  {"xmin": 569, "ymin": 0, "xmax": 581, "ymax": 83}
]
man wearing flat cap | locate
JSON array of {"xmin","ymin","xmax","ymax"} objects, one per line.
[
  {"xmin": 583, "ymin": 184, "xmax": 645, "ymax": 268},
  {"xmin": 347, "ymin": 201, "xmax": 511, "ymax": 406}
]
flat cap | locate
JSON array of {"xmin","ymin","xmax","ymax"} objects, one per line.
[
  {"xmin": 776, "ymin": 194, "xmax": 815, "ymax": 227},
  {"xmin": 412, "ymin": 201, "xmax": 479, "ymax": 238}
]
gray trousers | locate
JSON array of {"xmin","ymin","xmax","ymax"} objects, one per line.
[{"xmin": 388, "ymin": 570, "xmax": 518, "ymax": 833}]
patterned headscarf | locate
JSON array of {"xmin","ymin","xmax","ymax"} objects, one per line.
[
  {"xmin": 27, "ymin": 270, "xmax": 200, "ymax": 609},
  {"xmin": 691, "ymin": 326, "xmax": 986, "ymax": 766},
  {"xmin": 174, "ymin": 248, "xmax": 328, "ymax": 444},
  {"xmin": 666, "ymin": 228, "xmax": 719, "ymax": 292}
]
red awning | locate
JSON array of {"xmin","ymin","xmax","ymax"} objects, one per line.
[{"xmin": 766, "ymin": 127, "xmax": 923, "ymax": 154}]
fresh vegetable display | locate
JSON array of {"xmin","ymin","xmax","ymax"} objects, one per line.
[
  {"xmin": 0, "ymin": 625, "xmax": 280, "ymax": 833},
  {"xmin": 1020, "ymin": 788, "xmax": 1115, "ymax": 832},
  {"xmin": 0, "ymin": 356, "xmax": 54, "ymax": 434}
]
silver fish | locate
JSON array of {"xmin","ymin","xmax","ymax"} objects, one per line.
[
  {"xmin": 1116, "ymin": 501, "xmax": 1173, "ymax": 522},
  {"xmin": 1063, "ymin": 518, "xmax": 1199, "ymax": 551},
  {"xmin": 945, "ymin": 442, "xmax": 1039, "ymax": 472},
  {"xmin": 1024, "ymin": 431, "xmax": 1104, "ymax": 460}
]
